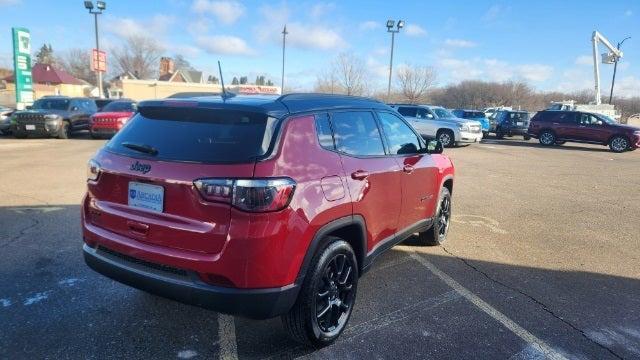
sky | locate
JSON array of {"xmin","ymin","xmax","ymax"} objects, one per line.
[{"xmin": 0, "ymin": 0, "xmax": 638, "ymax": 97}]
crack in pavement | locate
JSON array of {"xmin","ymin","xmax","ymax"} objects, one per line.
[
  {"xmin": 0, "ymin": 216, "xmax": 41, "ymax": 248},
  {"xmin": 0, "ymin": 188, "xmax": 52, "ymax": 206},
  {"xmin": 440, "ymin": 246, "xmax": 625, "ymax": 360}
]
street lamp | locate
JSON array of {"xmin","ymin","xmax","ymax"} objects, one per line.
[
  {"xmin": 386, "ymin": 19, "xmax": 404, "ymax": 100},
  {"xmin": 281, "ymin": 25, "xmax": 288, "ymax": 94},
  {"xmin": 609, "ymin": 36, "xmax": 630, "ymax": 104},
  {"xmin": 84, "ymin": 1, "xmax": 106, "ymax": 98}
]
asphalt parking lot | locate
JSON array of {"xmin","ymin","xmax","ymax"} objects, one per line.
[{"xmin": 1, "ymin": 133, "xmax": 639, "ymax": 359}]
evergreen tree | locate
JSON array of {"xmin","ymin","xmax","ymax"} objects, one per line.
[{"xmin": 231, "ymin": 77, "xmax": 239, "ymax": 85}]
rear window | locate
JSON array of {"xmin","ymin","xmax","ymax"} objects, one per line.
[
  {"xmin": 106, "ymin": 107, "xmax": 277, "ymax": 163},
  {"xmin": 33, "ymin": 98, "xmax": 70, "ymax": 110}
]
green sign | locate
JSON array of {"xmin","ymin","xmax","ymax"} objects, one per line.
[{"xmin": 12, "ymin": 27, "xmax": 33, "ymax": 107}]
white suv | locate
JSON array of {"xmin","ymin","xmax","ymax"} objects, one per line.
[{"xmin": 390, "ymin": 104, "xmax": 483, "ymax": 147}]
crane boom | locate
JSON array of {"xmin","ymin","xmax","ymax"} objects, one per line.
[{"xmin": 592, "ymin": 31, "xmax": 624, "ymax": 105}]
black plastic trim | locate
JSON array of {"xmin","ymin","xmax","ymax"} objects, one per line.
[{"xmin": 83, "ymin": 244, "xmax": 299, "ymax": 319}]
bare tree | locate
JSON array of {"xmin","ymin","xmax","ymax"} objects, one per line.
[
  {"xmin": 314, "ymin": 67, "xmax": 339, "ymax": 94},
  {"xmin": 396, "ymin": 64, "xmax": 437, "ymax": 104},
  {"xmin": 59, "ymin": 48, "xmax": 95, "ymax": 84},
  {"xmin": 111, "ymin": 35, "xmax": 163, "ymax": 80},
  {"xmin": 332, "ymin": 53, "xmax": 368, "ymax": 96}
]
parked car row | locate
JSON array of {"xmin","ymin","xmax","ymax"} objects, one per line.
[{"xmin": 5, "ymin": 96, "xmax": 136, "ymax": 139}]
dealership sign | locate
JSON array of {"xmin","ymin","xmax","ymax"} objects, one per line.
[
  {"xmin": 91, "ymin": 49, "xmax": 106, "ymax": 73},
  {"xmin": 11, "ymin": 27, "xmax": 33, "ymax": 106}
]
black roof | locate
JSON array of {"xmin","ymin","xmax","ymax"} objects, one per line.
[{"xmin": 138, "ymin": 93, "xmax": 389, "ymax": 119}]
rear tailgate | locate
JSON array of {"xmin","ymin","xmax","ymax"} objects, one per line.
[
  {"xmin": 86, "ymin": 103, "xmax": 279, "ymax": 255},
  {"xmin": 88, "ymin": 154, "xmax": 254, "ymax": 254}
]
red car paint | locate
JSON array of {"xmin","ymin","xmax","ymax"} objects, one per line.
[
  {"xmin": 82, "ymin": 96, "xmax": 455, "ymax": 322},
  {"xmin": 89, "ymin": 111, "xmax": 133, "ymax": 134}
]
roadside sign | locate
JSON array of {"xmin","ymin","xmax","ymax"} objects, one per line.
[
  {"xmin": 11, "ymin": 27, "xmax": 33, "ymax": 108},
  {"xmin": 91, "ymin": 49, "xmax": 106, "ymax": 73}
]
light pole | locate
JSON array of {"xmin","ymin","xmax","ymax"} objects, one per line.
[
  {"xmin": 84, "ymin": 1, "xmax": 106, "ymax": 98},
  {"xmin": 281, "ymin": 25, "xmax": 288, "ymax": 94},
  {"xmin": 386, "ymin": 19, "xmax": 404, "ymax": 100},
  {"xmin": 609, "ymin": 36, "xmax": 630, "ymax": 104}
]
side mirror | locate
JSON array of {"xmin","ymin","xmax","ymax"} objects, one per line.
[{"xmin": 425, "ymin": 139, "xmax": 443, "ymax": 154}]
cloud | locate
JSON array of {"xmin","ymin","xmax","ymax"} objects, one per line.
[
  {"xmin": 286, "ymin": 23, "xmax": 347, "ymax": 50},
  {"xmin": 105, "ymin": 14, "xmax": 175, "ymax": 38},
  {"xmin": 405, "ymin": 24, "xmax": 427, "ymax": 37},
  {"xmin": 444, "ymin": 38, "xmax": 478, "ymax": 48},
  {"xmin": 624, "ymin": 9, "xmax": 633, "ymax": 17},
  {"xmin": 191, "ymin": 0, "xmax": 245, "ymax": 25},
  {"xmin": 359, "ymin": 21, "xmax": 380, "ymax": 31},
  {"xmin": 575, "ymin": 55, "xmax": 592, "ymax": 66},
  {"xmin": 516, "ymin": 64, "xmax": 553, "ymax": 82},
  {"xmin": 438, "ymin": 57, "xmax": 553, "ymax": 83},
  {"xmin": 196, "ymin": 35, "xmax": 255, "ymax": 56},
  {"xmin": 483, "ymin": 4, "xmax": 505, "ymax": 22},
  {"xmin": 0, "ymin": 0, "xmax": 20, "ymax": 5},
  {"xmin": 310, "ymin": 2, "xmax": 336, "ymax": 18},
  {"xmin": 614, "ymin": 75, "xmax": 640, "ymax": 97}
]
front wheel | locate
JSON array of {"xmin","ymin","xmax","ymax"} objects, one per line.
[
  {"xmin": 282, "ymin": 237, "xmax": 358, "ymax": 347},
  {"xmin": 416, "ymin": 187, "xmax": 452, "ymax": 246},
  {"xmin": 437, "ymin": 130, "xmax": 455, "ymax": 148},
  {"xmin": 523, "ymin": 135, "xmax": 531, "ymax": 141},
  {"xmin": 609, "ymin": 136, "xmax": 629, "ymax": 153},
  {"xmin": 58, "ymin": 121, "xmax": 71, "ymax": 139}
]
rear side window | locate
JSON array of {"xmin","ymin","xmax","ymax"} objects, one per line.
[
  {"xmin": 550, "ymin": 112, "xmax": 575, "ymax": 123},
  {"xmin": 315, "ymin": 113, "xmax": 334, "ymax": 149},
  {"xmin": 377, "ymin": 112, "xmax": 421, "ymax": 155},
  {"xmin": 331, "ymin": 111, "xmax": 385, "ymax": 156},
  {"xmin": 397, "ymin": 107, "xmax": 417, "ymax": 117},
  {"xmin": 106, "ymin": 107, "xmax": 277, "ymax": 163}
]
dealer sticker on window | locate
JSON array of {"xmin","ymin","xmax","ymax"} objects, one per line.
[{"xmin": 128, "ymin": 182, "xmax": 164, "ymax": 213}]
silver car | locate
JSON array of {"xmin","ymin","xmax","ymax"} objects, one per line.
[
  {"xmin": 0, "ymin": 106, "xmax": 14, "ymax": 134},
  {"xmin": 390, "ymin": 104, "xmax": 483, "ymax": 147}
]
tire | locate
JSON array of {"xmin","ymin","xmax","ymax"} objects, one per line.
[
  {"xmin": 436, "ymin": 129, "xmax": 455, "ymax": 148},
  {"xmin": 282, "ymin": 237, "xmax": 358, "ymax": 347},
  {"xmin": 90, "ymin": 131, "xmax": 99, "ymax": 139},
  {"xmin": 14, "ymin": 130, "xmax": 27, "ymax": 139},
  {"xmin": 495, "ymin": 128, "xmax": 504, "ymax": 139},
  {"xmin": 523, "ymin": 135, "xmax": 531, "ymax": 141},
  {"xmin": 539, "ymin": 130, "xmax": 556, "ymax": 146},
  {"xmin": 609, "ymin": 135, "xmax": 629, "ymax": 153},
  {"xmin": 58, "ymin": 121, "xmax": 71, "ymax": 139},
  {"xmin": 416, "ymin": 187, "xmax": 452, "ymax": 246}
]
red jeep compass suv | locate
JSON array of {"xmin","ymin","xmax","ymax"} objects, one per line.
[
  {"xmin": 82, "ymin": 94, "xmax": 455, "ymax": 346},
  {"xmin": 528, "ymin": 110, "xmax": 640, "ymax": 152}
]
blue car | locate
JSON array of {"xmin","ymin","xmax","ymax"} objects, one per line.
[{"xmin": 452, "ymin": 109, "xmax": 490, "ymax": 137}]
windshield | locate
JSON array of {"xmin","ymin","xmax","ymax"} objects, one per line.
[
  {"xmin": 102, "ymin": 101, "xmax": 137, "ymax": 112},
  {"xmin": 432, "ymin": 108, "xmax": 455, "ymax": 118},
  {"xmin": 32, "ymin": 98, "xmax": 70, "ymax": 111},
  {"xmin": 106, "ymin": 107, "xmax": 278, "ymax": 163}
]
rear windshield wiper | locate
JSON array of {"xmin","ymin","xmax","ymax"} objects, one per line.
[{"xmin": 121, "ymin": 142, "xmax": 158, "ymax": 156}]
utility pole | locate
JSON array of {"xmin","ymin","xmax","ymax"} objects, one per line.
[
  {"xmin": 609, "ymin": 36, "xmax": 630, "ymax": 104},
  {"xmin": 386, "ymin": 20, "xmax": 404, "ymax": 100},
  {"xmin": 281, "ymin": 25, "xmax": 288, "ymax": 95}
]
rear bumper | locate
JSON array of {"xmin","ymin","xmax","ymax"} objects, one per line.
[
  {"xmin": 90, "ymin": 126, "xmax": 118, "ymax": 136},
  {"xmin": 83, "ymin": 243, "xmax": 299, "ymax": 319}
]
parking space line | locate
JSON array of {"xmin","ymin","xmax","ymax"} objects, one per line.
[
  {"xmin": 409, "ymin": 252, "xmax": 569, "ymax": 360},
  {"xmin": 218, "ymin": 314, "xmax": 238, "ymax": 360}
]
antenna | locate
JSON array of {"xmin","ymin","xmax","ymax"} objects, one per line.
[{"xmin": 218, "ymin": 60, "xmax": 226, "ymax": 98}]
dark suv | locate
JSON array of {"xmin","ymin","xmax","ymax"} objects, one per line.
[
  {"xmin": 12, "ymin": 96, "xmax": 97, "ymax": 139},
  {"xmin": 82, "ymin": 94, "xmax": 455, "ymax": 346},
  {"xmin": 528, "ymin": 110, "xmax": 640, "ymax": 152},
  {"xmin": 494, "ymin": 110, "xmax": 531, "ymax": 140}
]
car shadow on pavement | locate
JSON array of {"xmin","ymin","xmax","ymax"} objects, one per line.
[
  {"xmin": 1, "ymin": 205, "xmax": 639, "ymax": 359},
  {"xmin": 482, "ymin": 138, "xmax": 615, "ymax": 153}
]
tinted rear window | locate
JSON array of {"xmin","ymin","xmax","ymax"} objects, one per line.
[
  {"xmin": 106, "ymin": 107, "xmax": 277, "ymax": 163},
  {"xmin": 102, "ymin": 101, "xmax": 137, "ymax": 112}
]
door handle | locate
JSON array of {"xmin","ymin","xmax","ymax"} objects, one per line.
[
  {"xmin": 403, "ymin": 164, "xmax": 414, "ymax": 173},
  {"xmin": 127, "ymin": 221, "xmax": 149, "ymax": 235},
  {"xmin": 351, "ymin": 170, "xmax": 370, "ymax": 180}
]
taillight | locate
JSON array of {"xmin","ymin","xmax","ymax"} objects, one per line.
[{"xmin": 194, "ymin": 178, "xmax": 296, "ymax": 212}]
